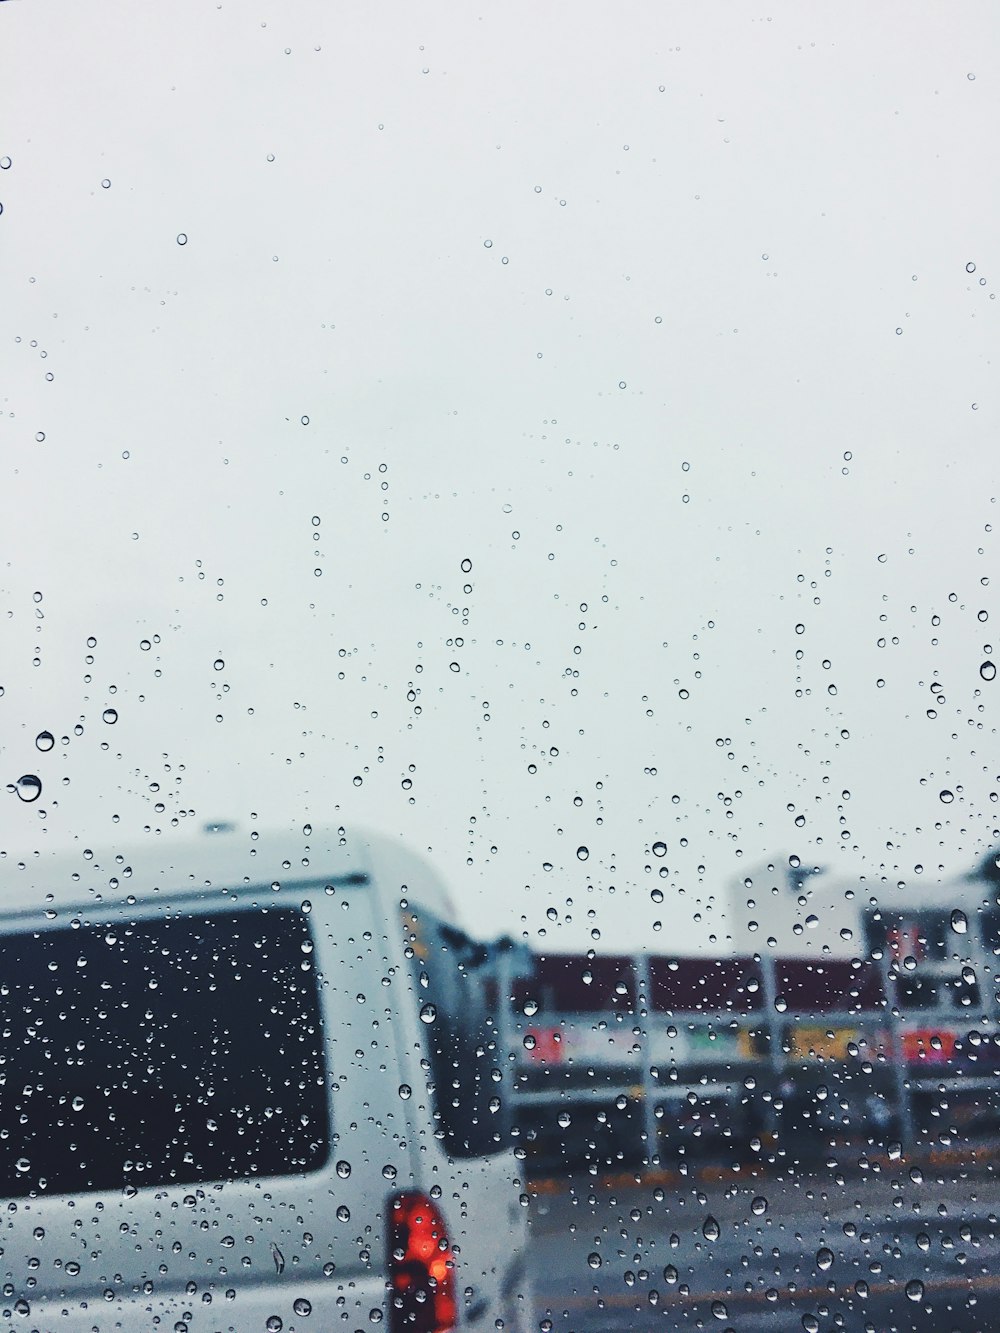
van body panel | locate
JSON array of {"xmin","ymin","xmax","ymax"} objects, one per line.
[{"xmin": 0, "ymin": 827, "xmax": 532, "ymax": 1330}]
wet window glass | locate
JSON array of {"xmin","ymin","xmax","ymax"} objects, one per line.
[
  {"xmin": 403, "ymin": 907, "xmax": 509, "ymax": 1158},
  {"xmin": 0, "ymin": 908, "xmax": 327, "ymax": 1196},
  {"xmin": 2, "ymin": 3, "xmax": 997, "ymax": 1331}
]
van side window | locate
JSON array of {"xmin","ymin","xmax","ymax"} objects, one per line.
[
  {"xmin": 404, "ymin": 910, "xmax": 509, "ymax": 1159},
  {"xmin": 0, "ymin": 908, "xmax": 328, "ymax": 1198}
]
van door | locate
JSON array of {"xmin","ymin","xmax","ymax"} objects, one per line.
[{"xmin": 0, "ymin": 881, "xmax": 410, "ymax": 1332}]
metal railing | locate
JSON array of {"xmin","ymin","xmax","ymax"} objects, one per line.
[{"xmin": 493, "ymin": 949, "xmax": 1000, "ymax": 1170}]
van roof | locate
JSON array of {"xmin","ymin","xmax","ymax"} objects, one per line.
[{"xmin": 0, "ymin": 824, "xmax": 458, "ymax": 923}]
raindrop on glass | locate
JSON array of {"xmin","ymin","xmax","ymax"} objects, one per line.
[
  {"xmin": 10, "ymin": 774, "xmax": 41, "ymax": 802},
  {"xmin": 35, "ymin": 731, "xmax": 55, "ymax": 752}
]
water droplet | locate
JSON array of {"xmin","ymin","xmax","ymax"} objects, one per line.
[
  {"xmin": 587, "ymin": 1252, "xmax": 602, "ymax": 1269},
  {"xmin": 293, "ymin": 1299, "xmax": 312, "ymax": 1317},
  {"xmin": 702, "ymin": 1215, "xmax": 720, "ymax": 1242},
  {"xmin": 652, "ymin": 840, "xmax": 667, "ymax": 857},
  {"xmin": 557, "ymin": 1111, "xmax": 571, "ymax": 1129},
  {"xmin": 102, "ymin": 708, "xmax": 118, "ymax": 724},
  {"xmin": 461, "ymin": 557, "xmax": 472, "ymax": 573},
  {"xmin": 950, "ymin": 909, "xmax": 968, "ymax": 933},
  {"xmin": 801, "ymin": 1317, "xmax": 819, "ymax": 1333},
  {"xmin": 751, "ymin": 1196, "xmax": 767, "ymax": 1215},
  {"xmin": 711, "ymin": 1300, "xmax": 728, "ymax": 1320},
  {"xmin": 398, "ymin": 1083, "xmax": 412, "ymax": 1099},
  {"xmin": 967, "ymin": 262, "xmax": 977, "ymax": 273},
  {"xmin": 419, "ymin": 1002, "xmax": 437, "ymax": 1024},
  {"xmin": 213, "ymin": 658, "xmax": 225, "ymax": 671},
  {"xmin": 981, "ymin": 660, "xmax": 996, "ymax": 681},
  {"xmin": 71, "ymin": 1095, "xmax": 85, "ymax": 1111},
  {"xmin": 10, "ymin": 774, "xmax": 41, "ymax": 802},
  {"xmin": 15, "ymin": 1157, "xmax": 30, "ymax": 1173},
  {"xmin": 905, "ymin": 1278, "xmax": 924, "ymax": 1302},
  {"xmin": 816, "ymin": 1247, "xmax": 834, "ymax": 1271},
  {"xmin": 663, "ymin": 1264, "xmax": 678, "ymax": 1283},
  {"xmin": 176, "ymin": 232, "xmax": 188, "ymax": 245},
  {"xmin": 939, "ymin": 789, "xmax": 954, "ymax": 803},
  {"xmin": 266, "ymin": 1318, "xmax": 283, "ymax": 1332},
  {"xmin": 335, "ymin": 1159, "xmax": 351, "ymax": 1178},
  {"xmin": 523, "ymin": 998, "xmax": 538, "ymax": 1017},
  {"xmin": 576, "ymin": 845, "xmax": 589, "ymax": 861},
  {"xmin": 35, "ymin": 731, "xmax": 54, "ymax": 751},
  {"xmin": 270, "ymin": 1243, "xmax": 285, "ymax": 1274}
]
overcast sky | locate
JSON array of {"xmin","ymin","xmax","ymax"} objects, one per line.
[{"xmin": 1, "ymin": 2, "xmax": 997, "ymax": 951}]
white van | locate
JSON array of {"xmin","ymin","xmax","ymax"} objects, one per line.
[{"xmin": 0, "ymin": 825, "xmax": 533, "ymax": 1333}]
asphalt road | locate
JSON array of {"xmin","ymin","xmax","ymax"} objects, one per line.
[{"xmin": 527, "ymin": 1165, "xmax": 1000, "ymax": 1332}]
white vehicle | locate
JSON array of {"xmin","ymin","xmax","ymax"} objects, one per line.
[{"xmin": 0, "ymin": 824, "xmax": 533, "ymax": 1333}]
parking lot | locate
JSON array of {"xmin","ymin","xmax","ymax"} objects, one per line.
[{"xmin": 528, "ymin": 1162, "xmax": 1000, "ymax": 1332}]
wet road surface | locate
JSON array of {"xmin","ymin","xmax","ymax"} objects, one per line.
[{"xmin": 527, "ymin": 1164, "xmax": 1000, "ymax": 1332}]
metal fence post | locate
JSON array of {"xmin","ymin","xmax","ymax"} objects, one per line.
[
  {"xmin": 634, "ymin": 952, "xmax": 659, "ymax": 1167},
  {"xmin": 873, "ymin": 949, "xmax": 915, "ymax": 1152},
  {"xmin": 757, "ymin": 951, "xmax": 785, "ymax": 1147}
]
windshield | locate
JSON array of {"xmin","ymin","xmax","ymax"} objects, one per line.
[{"xmin": 2, "ymin": 3, "xmax": 997, "ymax": 1331}]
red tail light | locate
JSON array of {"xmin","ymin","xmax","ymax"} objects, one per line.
[{"xmin": 387, "ymin": 1190, "xmax": 457, "ymax": 1333}]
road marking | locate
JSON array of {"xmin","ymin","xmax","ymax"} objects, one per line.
[
  {"xmin": 527, "ymin": 1145, "xmax": 1000, "ymax": 1195},
  {"xmin": 535, "ymin": 1270, "xmax": 1000, "ymax": 1312}
]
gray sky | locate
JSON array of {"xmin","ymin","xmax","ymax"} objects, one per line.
[{"xmin": 2, "ymin": 2, "xmax": 997, "ymax": 951}]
